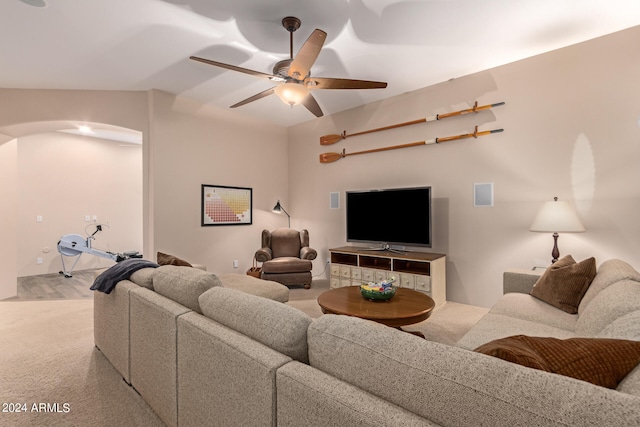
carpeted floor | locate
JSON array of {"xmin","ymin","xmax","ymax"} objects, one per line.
[
  {"xmin": 0, "ymin": 299, "xmax": 163, "ymax": 426},
  {"xmin": 0, "ymin": 277, "xmax": 488, "ymax": 426}
]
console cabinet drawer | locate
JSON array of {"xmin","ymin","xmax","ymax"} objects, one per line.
[
  {"xmin": 362, "ymin": 268, "xmax": 375, "ymax": 283},
  {"xmin": 340, "ymin": 266, "xmax": 351, "ymax": 279},
  {"xmin": 330, "ymin": 264, "xmax": 341, "ymax": 277},
  {"xmin": 415, "ymin": 275, "xmax": 431, "ymax": 293},
  {"xmin": 399, "ymin": 273, "xmax": 415, "ymax": 289}
]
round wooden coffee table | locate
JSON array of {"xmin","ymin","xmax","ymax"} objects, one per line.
[{"xmin": 317, "ymin": 286, "xmax": 435, "ymax": 336}]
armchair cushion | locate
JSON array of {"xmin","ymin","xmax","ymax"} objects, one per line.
[
  {"xmin": 271, "ymin": 229, "xmax": 304, "ymax": 258},
  {"xmin": 262, "ymin": 257, "xmax": 312, "ymax": 274}
]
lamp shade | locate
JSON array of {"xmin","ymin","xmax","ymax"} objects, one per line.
[
  {"xmin": 274, "ymin": 81, "xmax": 309, "ymax": 106},
  {"xmin": 530, "ymin": 197, "xmax": 585, "ymax": 233},
  {"xmin": 272, "ymin": 200, "xmax": 291, "ymax": 228}
]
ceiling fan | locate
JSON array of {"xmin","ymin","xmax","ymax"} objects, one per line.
[{"xmin": 190, "ymin": 16, "xmax": 388, "ymax": 117}]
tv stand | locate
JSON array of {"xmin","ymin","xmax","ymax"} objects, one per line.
[{"xmin": 329, "ymin": 246, "xmax": 446, "ymax": 306}]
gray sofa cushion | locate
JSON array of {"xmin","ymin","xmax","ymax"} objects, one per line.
[
  {"xmin": 579, "ymin": 259, "xmax": 640, "ymax": 315},
  {"xmin": 276, "ymin": 361, "xmax": 433, "ymax": 427},
  {"xmin": 153, "ymin": 265, "xmax": 222, "ymax": 313},
  {"xmin": 198, "ymin": 287, "xmax": 311, "ymax": 363},
  {"xmin": 217, "ymin": 273, "xmax": 289, "ymax": 302},
  {"xmin": 596, "ymin": 310, "xmax": 640, "ymax": 341},
  {"xmin": 456, "ymin": 312, "xmax": 575, "ymax": 351},
  {"xmin": 308, "ymin": 314, "xmax": 640, "ymax": 427},
  {"xmin": 575, "ymin": 279, "xmax": 640, "ymax": 336},
  {"xmin": 177, "ymin": 312, "xmax": 291, "ymax": 427},
  {"xmin": 489, "ymin": 292, "xmax": 578, "ymax": 331},
  {"xmin": 129, "ymin": 267, "xmax": 156, "ymax": 290}
]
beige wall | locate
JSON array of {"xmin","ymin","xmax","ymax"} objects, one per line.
[
  {"xmin": 0, "ymin": 89, "xmax": 288, "ymax": 297},
  {"xmin": 147, "ymin": 91, "xmax": 289, "ymax": 273},
  {"xmin": 0, "ymin": 138, "xmax": 18, "ymax": 300},
  {"xmin": 288, "ymin": 26, "xmax": 640, "ymax": 307},
  {"xmin": 2, "ymin": 28, "xmax": 639, "ymax": 306},
  {"xmin": 16, "ymin": 132, "xmax": 142, "ymax": 277}
]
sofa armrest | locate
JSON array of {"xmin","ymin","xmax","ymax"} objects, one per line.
[
  {"xmin": 300, "ymin": 246, "xmax": 317, "ymax": 260},
  {"xmin": 255, "ymin": 247, "xmax": 272, "ymax": 263},
  {"xmin": 503, "ymin": 269, "xmax": 543, "ymax": 294}
]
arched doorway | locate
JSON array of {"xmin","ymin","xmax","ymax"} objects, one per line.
[{"xmin": 0, "ymin": 120, "xmax": 143, "ymax": 298}]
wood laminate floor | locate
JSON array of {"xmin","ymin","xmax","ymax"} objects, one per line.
[{"xmin": 8, "ymin": 270, "xmax": 97, "ymax": 301}]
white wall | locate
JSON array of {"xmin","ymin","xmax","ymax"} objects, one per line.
[
  {"xmin": 16, "ymin": 132, "xmax": 142, "ymax": 276},
  {"xmin": 288, "ymin": 26, "xmax": 640, "ymax": 307}
]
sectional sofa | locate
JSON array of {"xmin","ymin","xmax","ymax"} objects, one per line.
[{"xmin": 93, "ymin": 258, "xmax": 640, "ymax": 426}]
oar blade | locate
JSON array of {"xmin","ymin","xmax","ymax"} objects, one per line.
[
  {"xmin": 319, "ymin": 152, "xmax": 343, "ymax": 163},
  {"xmin": 320, "ymin": 134, "xmax": 344, "ymax": 145}
]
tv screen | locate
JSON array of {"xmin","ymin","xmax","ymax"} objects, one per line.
[{"xmin": 346, "ymin": 187, "xmax": 432, "ymax": 248}]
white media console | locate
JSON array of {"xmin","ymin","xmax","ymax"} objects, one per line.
[{"xmin": 329, "ymin": 246, "xmax": 446, "ymax": 306}]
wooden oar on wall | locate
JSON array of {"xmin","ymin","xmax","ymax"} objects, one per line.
[
  {"xmin": 320, "ymin": 101, "xmax": 505, "ymax": 145},
  {"xmin": 319, "ymin": 126, "xmax": 503, "ymax": 163}
]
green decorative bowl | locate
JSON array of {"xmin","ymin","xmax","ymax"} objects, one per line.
[{"xmin": 360, "ymin": 285, "xmax": 397, "ymax": 301}]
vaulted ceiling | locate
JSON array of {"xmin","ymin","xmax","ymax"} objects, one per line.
[{"xmin": 3, "ymin": 0, "xmax": 640, "ymax": 127}]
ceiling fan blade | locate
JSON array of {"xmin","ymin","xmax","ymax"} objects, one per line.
[
  {"xmin": 306, "ymin": 77, "xmax": 388, "ymax": 90},
  {"xmin": 230, "ymin": 87, "xmax": 276, "ymax": 108},
  {"xmin": 288, "ymin": 29, "xmax": 327, "ymax": 80},
  {"xmin": 190, "ymin": 56, "xmax": 284, "ymax": 82},
  {"xmin": 302, "ymin": 93, "xmax": 324, "ymax": 117}
]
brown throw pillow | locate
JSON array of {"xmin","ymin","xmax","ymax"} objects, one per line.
[
  {"xmin": 529, "ymin": 255, "xmax": 596, "ymax": 314},
  {"xmin": 475, "ymin": 335, "xmax": 640, "ymax": 389},
  {"xmin": 157, "ymin": 251, "xmax": 192, "ymax": 267}
]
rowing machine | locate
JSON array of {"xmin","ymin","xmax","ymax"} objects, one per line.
[{"xmin": 57, "ymin": 224, "xmax": 141, "ymax": 278}]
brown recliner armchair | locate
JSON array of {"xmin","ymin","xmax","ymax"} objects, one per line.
[{"xmin": 255, "ymin": 228, "xmax": 317, "ymax": 289}]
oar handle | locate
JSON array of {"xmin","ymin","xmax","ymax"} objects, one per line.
[
  {"xmin": 436, "ymin": 101, "xmax": 506, "ymax": 120},
  {"xmin": 436, "ymin": 126, "xmax": 503, "ymax": 143},
  {"xmin": 346, "ymin": 140, "xmax": 426, "ymax": 157},
  {"xmin": 348, "ymin": 118, "xmax": 427, "ymax": 138}
]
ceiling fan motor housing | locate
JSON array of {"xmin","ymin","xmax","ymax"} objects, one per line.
[
  {"xmin": 273, "ymin": 59, "xmax": 294, "ymax": 78},
  {"xmin": 282, "ymin": 16, "xmax": 301, "ymax": 33}
]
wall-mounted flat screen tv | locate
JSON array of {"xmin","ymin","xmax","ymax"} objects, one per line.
[{"xmin": 345, "ymin": 186, "xmax": 432, "ymax": 248}]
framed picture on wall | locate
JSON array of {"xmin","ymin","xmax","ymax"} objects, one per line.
[{"xmin": 201, "ymin": 184, "xmax": 252, "ymax": 226}]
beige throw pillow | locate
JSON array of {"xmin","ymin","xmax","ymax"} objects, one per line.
[{"xmin": 530, "ymin": 255, "xmax": 596, "ymax": 314}]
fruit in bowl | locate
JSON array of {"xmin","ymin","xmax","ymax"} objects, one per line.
[{"xmin": 360, "ymin": 277, "xmax": 397, "ymax": 301}]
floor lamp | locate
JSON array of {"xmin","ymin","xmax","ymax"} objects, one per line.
[
  {"xmin": 272, "ymin": 200, "xmax": 291, "ymax": 228},
  {"xmin": 530, "ymin": 197, "xmax": 585, "ymax": 263}
]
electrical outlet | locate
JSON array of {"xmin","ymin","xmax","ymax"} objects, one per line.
[
  {"xmin": 233, "ymin": 260, "xmax": 239, "ymax": 268},
  {"xmin": 36, "ymin": 215, "xmax": 43, "ymax": 222},
  {"xmin": 37, "ymin": 258, "xmax": 43, "ymax": 264},
  {"xmin": 85, "ymin": 215, "xmax": 91, "ymax": 222}
]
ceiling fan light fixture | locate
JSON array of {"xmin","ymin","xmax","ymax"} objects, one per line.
[{"xmin": 274, "ymin": 81, "xmax": 309, "ymax": 106}]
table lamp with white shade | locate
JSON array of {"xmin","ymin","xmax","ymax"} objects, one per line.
[{"xmin": 530, "ymin": 197, "xmax": 585, "ymax": 264}]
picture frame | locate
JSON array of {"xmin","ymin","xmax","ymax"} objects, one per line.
[{"xmin": 201, "ymin": 184, "xmax": 252, "ymax": 226}]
